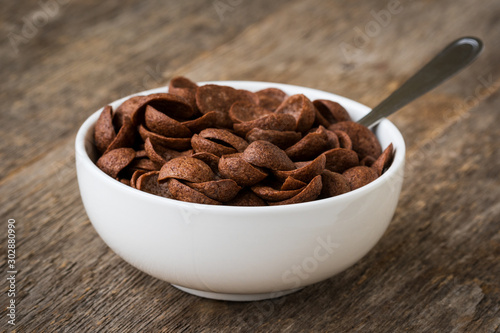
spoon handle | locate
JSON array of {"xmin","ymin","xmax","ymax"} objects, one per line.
[{"xmin": 357, "ymin": 36, "xmax": 483, "ymax": 128}]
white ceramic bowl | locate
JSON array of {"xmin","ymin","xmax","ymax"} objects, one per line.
[{"xmin": 75, "ymin": 81, "xmax": 405, "ymax": 301}]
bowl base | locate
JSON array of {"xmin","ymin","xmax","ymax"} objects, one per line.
[{"xmin": 172, "ymin": 285, "xmax": 302, "ymax": 301}]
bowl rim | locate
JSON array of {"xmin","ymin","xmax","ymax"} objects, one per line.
[{"xmin": 75, "ymin": 80, "xmax": 406, "ymax": 213}]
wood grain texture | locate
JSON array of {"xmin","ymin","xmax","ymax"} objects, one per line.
[{"xmin": 1, "ymin": 0, "xmax": 499, "ymax": 332}]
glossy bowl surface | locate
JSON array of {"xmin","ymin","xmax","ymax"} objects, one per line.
[{"xmin": 75, "ymin": 81, "xmax": 405, "ymax": 301}]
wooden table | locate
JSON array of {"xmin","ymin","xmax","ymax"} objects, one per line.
[{"xmin": 2, "ymin": 0, "xmax": 499, "ymax": 331}]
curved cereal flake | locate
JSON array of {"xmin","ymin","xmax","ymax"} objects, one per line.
[
  {"xmin": 343, "ymin": 166, "xmax": 378, "ymax": 190},
  {"xmin": 127, "ymin": 158, "xmax": 160, "ymax": 172},
  {"xmin": 250, "ymin": 185, "xmax": 302, "ymax": 201},
  {"xmin": 256, "ymin": 88, "xmax": 287, "ymax": 111},
  {"xmin": 144, "ymin": 137, "xmax": 181, "ymax": 166},
  {"xmin": 371, "ymin": 143, "xmax": 394, "ymax": 176},
  {"xmin": 191, "ymin": 152, "xmax": 220, "ymax": 174},
  {"xmin": 322, "ymin": 148, "xmax": 359, "ymax": 173},
  {"xmin": 199, "ymin": 128, "xmax": 249, "ymax": 152},
  {"xmin": 320, "ymin": 170, "xmax": 351, "ymax": 198},
  {"xmin": 313, "ymin": 100, "xmax": 351, "ymax": 126},
  {"xmin": 96, "ymin": 148, "xmax": 136, "ymax": 178},
  {"xmin": 94, "ymin": 105, "xmax": 116, "ymax": 154},
  {"xmin": 131, "ymin": 169, "xmax": 147, "ymax": 189},
  {"xmin": 104, "ymin": 117, "xmax": 135, "ymax": 154},
  {"xmin": 275, "ymin": 94, "xmax": 316, "ymax": 133},
  {"xmin": 324, "ymin": 128, "xmax": 340, "ymax": 149},
  {"xmin": 170, "ymin": 76, "xmax": 198, "ymax": 90},
  {"xmin": 333, "ymin": 130, "xmax": 353, "ymax": 150},
  {"xmin": 219, "ymin": 154, "xmax": 268, "ymax": 187},
  {"xmin": 144, "ymin": 105, "xmax": 192, "ymax": 138},
  {"xmin": 233, "ymin": 113, "xmax": 296, "ymax": 137},
  {"xmin": 246, "ymin": 128, "xmax": 301, "ymax": 150},
  {"xmin": 130, "ymin": 93, "xmax": 195, "ymax": 126},
  {"xmin": 242, "ymin": 140, "xmax": 295, "ymax": 171},
  {"xmin": 136, "ymin": 171, "xmax": 172, "ymax": 198},
  {"xmin": 273, "ymin": 154, "xmax": 326, "ymax": 183},
  {"xmin": 285, "ymin": 127, "xmax": 330, "ymax": 161},
  {"xmin": 225, "ymin": 189, "xmax": 267, "ymax": 206},
  {"xmin": 180, "ymin": 149, "xmax": 194, "ymax": 156},
  {"xmin": 229, "ymin": 101, "xmax": 271, "ymax": 123},
  {"xmin": 360, "ymin": 155, "xmax": 376, "ymax": 167},
  {"xmin": 182, "ymin": 111, "xmax": 219, "ymax": 133},
  {"xmin": 191, "ymin": 133, "xmax": 237, "ymax": 156},
  {"xmin": 158, "ymin": 156, "xmax": 215, "ymax": 183},
  {"xmin": 329, "ymin": 121, "xmax": 382, "ymax": 160},
  {"xmin": 268, "ymin": 175, "xmax": 322, "ymax": 206},
  {"xmin": 113, "ymin": 96, "xmax": 147, "ymax": 129},
  {"xmin": 281, "ymin": 176, "xmax": 306, "ymax": 191},
  {"xmin": 238, "ymin": 89, "xmax": 260, "ymax": 105},
  {"xmin": 169, "ymin": 76, "xmax": 198, "ymax": 112},
  {"xmin": 313, "ymin": 107, "xmax": 331, "ymax": 128},
  {"xmin": 213, "ymin": 111, "xmax": 234, "ymax": 129},
  {"xmin": 138, "ymin": 124, "xmax": 191, "ymax": 151},
  {"xmin": 196, "ymin": 84, "xmax": 256, "ymax": 114},
  {"xmin": 186, "ymin": 179, "xmax": 241, "ymax": 202},
  {"xmin": 170, "ymin": 88, "xmax": 198, "ymax": 114},
  {"xmin": 135, "ymin": 150, "xmax": 148, "ymax": 158},
  {"xmin": 167, "ymin": 179, "xmax": 221, "ymax": 205}
]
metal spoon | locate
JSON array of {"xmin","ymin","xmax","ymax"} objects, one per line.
[{"xmin": 357, "ymin": 36, "xmax": 483, "ymax": 128}]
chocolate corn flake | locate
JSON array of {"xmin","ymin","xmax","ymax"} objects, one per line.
[
  {"xmin": 96, "ymin": 147, "xmax": 136, "ymax": 178},
  {"xmin": 144, "ymin": 105, "xmax": 192, "ymax": 138},
  {"xmin": 138, "ymin": 124, "xmax": 192, "ymax": 151},
  {"xmin": 333, "ymin": 129, "xmax": 353, "ymax": 150},
  {"xmin": 246, "ymin": 128, "xmax": 301, "ymax": 150},
  {"xmin": 250, "ymin": 184, "xmax": 302, "ymax": 201},
  {"xmin": 92, "ymin": 77, "xmax": 394, "ymax": 206},
  {"xmin": 167, "ymin": 178, "xmax": 221, "ymax": 205},
  {"xmin": 268, "ymin": 175, "xmax": 322, "ymax": 206},
  {"xmin": 130, "ymin": 93, "xmax": 195, "ymax": 126},
  {"xmin": 275, "ymin": 94, "xmax": 316, "ymax": 133},
  {"xmin": 320, "ymin": 170, "xmax": 351, "ymax": 198},
  {"xmin": 323, "ymin": 148, "xmax": 359, "ymax": 174},
  {"xmin": 329, "ymin": 121, "xmax": 382, "ymax": 160},
  {"xmin": 218, "ymin": 154, "xmax": 268, "ymax": 187},
  {"xmin": 372, "ymin": 143, "xmax": 394, "ymax": 176},
  {"xmin": 131, "ymin": 169, "xmax": 147, "ymax": 189},
  {"xmin": 273, "ymin": 154, "xmax": 326, "ymax": 183},
  {"xmin": 191, "ymin": 133, "xmax": 237, "ymax": 156},
  {"xmin": 225, "ymin": 189, "xmax": 267, "ymax": 206},
  {"xmin": 168, "ymin": 76, "xmax": 199, "ymax": 112},
  {"xmin": 113, "ymin": 96, "xmax": 146, "ymax": 129},
  {"xmin": 313, "ymin": 99, "xmax": 351, "ymax": 126},
  {"xmin": 94, "ymin": 105, "xmax": 116, "ymax": 154},
  {"xmin": 186, "ymin": 179, "xmax": 241, "ymax": 202},
  {"xmin": 233, "ymin": 113, "xmax": 296, "ymax": 137},
  {"xmin": 136, "ymin": 171, "xmax": 172, "ymax": 198},
  {"xmin": 144, "ymin": 137, "xmax": 181, "ymax": 166},
  {"xmin": 242, "ymin": 140, "xmax": 296, "ymax": 171},
  {"xmin": 229, "ymin": 101, "xmax": 271, "ymax": 123},
  {"xmin": 104, "ymin": 117, "xmax": 135, "ymax": 154},
  {"xmin": 158, "ymin": 156, "xmax": 215, "ymax": 183},
  {"xmin": 285, "ymin": 128, "xmax": 330, "ymax": 161},
  {"xmin": 256, "ymin": 88, "xmax": 288, "ymax": 112},
  {"xmin": 342, "ymin": 166, "xmax": 378, "ymax": 190},
  {"xmin": 199, "ymin": 128, "xmax": 249, "ymax": 152},
  {"xmin": 281, "ymin": 176, "xmax": 307, "ymax": 191},
  {"xmin": 196, "ymin": 84, "xmax": 257, "ymax": 114}
]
